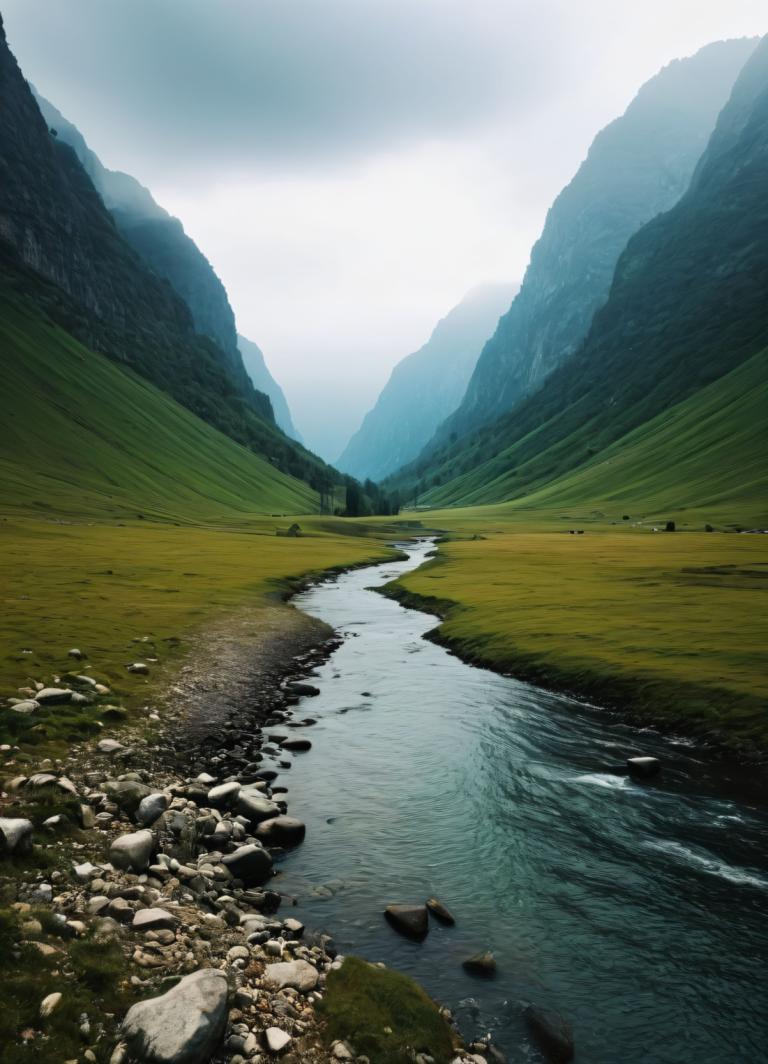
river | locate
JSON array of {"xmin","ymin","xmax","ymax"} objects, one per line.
[{"xmin": 275, "ymin": 538, "xmax": 768, "ymax": 1063}]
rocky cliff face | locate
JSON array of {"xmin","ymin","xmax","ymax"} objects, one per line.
[
  {"xmin": 238, "ymin": 334, "xmax": 301, "ymax": 441},
  {"xmin": 434, "ymin": 37, "xmax": 758, "ymax": 447},
  {"xmin": 35, "ymin": 92, "xmax": 248, "ymax": 381},
  {"xmin": 337, "ymin": 284, "xmax": 516, "ymax": 481},
  {"xmin": 399, "ymin": 35, "xmax": 768, "ymax": 507}
]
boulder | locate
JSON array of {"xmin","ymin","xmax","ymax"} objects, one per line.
[
  {"xmin": 280, "ymin": 737, "xmax": 312, "ymax": 752},
  {"xmin": 127, "ymin": 662, "xmax": 150, "ymax": 675},
  {"xmin": 68, "ymin": 648, "xmax": 85, "ymax": 659},
  {"xmin": 426, "ymin": 897, "xmax": 455, "ymax": 925},
  {"xmin": 110, "ymin": 829, "xmax": 154, "ymax": 872},
  {"xmin": 263, "ymin": 959, "xmax": 319, "ymax": 992},
  {"xmin": 627, "ymin": 756, "xmax": 660, "ymax": 779},
  {"xmin": 286, "ymin": 682, "xmax": 320, "ymax": 697},
  {"xmin": 11, "ymin": 700, "xmax": 39, "ymax": 715},
  {"xmin": 206, "ymin": 781, "xmax": 241, "ymax": 809},
  {"xmin": 40, "ymin": 991, "xmax": 62, "ymax": 1017},
  {"xmin": 137, "ymin": 793, "xmax": 170, "ymax": 827},
  {"xmin": 384, "ymin": 904, "xmax": 429, "ymax": 940},
  {"xmin": 236, "ymin": 790, "xmax": 280, "ymax": 825},
  {"xmin": 36, "ymin": 687, "xmax": 73, "ymax": 704},
  {"xmin": 256, "ymin": 816, "xmax": 306, "ymax": 846},
  {"xmin": 221, "ymin": 844, "xmax": 273, "ymax": 886},
  {"xmin": 121, "ymin": 968, "xmax": 228, "ymax": 1064},
  {"xmin": 0, "ymin": 817, "xmax": 33, "ymax": 855},
  {"xmin": 98, "ymin": 739, "xmax": 125, "ymax": 755},
  {"xmin": 265, "ymin": 1027, "xmax": 292, "ymax": 1054},
  {"xmin": 132, "ymin": 908, "xmax": 177, "ymax": 933},
  {"xmin": 524, "ymin": 1005, "xmax": 574, "ymax": 1063},
  {"xmin": 104, "ymin": 780, "xmax": 153, "ymax": 816},
  {"xmin": 462, "ymin": 951, "xmax": 496, "ymax": 976}
]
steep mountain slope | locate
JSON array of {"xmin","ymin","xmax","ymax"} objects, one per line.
[
  {"xmin": 0, "ymin": 17, "xmax": 335, "ymax": 493},
  {"xmin": 35, "ymin": 92, "xmax": 245, "ymax": 372},
  {"xmin": 0, "ymin": 289, "xmax": 315, "ymax": 521},
  {"xmin": 0, "ymin": 17, "xmax": 265, "ymax": 415},
  {"xmin": 397, "ymin": 35, "xmax": 768, "ymax": 514},
  {"xmin": 238, "ymin": 334, "xmax": 301, "ymax": 441},
  {"xmin": 496, "ymin": 346, "xmax": 767, "ymax": 524},
  {"xmin": 337, "ymin": 284, "xmax": 516, "ymax": 481},
  {"xmin": 431, "ymin": 38, "xmax": 757, "ymax": 448}
]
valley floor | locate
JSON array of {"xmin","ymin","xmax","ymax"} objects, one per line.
[
  {"xmin": 385, "ymin": 509, "xmax": 768, "ymax": 756},
  {"xmin": 0, "ymin": 515, "xmax": 400, "ymax": 756}
]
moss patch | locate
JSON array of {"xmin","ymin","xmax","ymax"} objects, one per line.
[
  {"xmin": 0, "ymin": 906, "xmax": 134, "ymax": 1064},
  {"xmin": 320, "ymin": 956, "xmax": 457, "ymax": 1064}
]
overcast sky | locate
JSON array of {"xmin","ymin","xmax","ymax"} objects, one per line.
[{"xmin": 3, "ymin": 1, "xmax": 765, "ymax": 458}]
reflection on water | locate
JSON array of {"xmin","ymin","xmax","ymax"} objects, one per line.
[{"xmin": 270, "ymin": 540, "xmax": 768, "ymax": 1063}]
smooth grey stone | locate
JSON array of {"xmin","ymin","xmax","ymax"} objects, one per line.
[
  {"xmin": 221, "ymin": 844, "xmax": 273, "ymax": 886},
  {"xmin": 121, "ymin": 968, "xmax": 228, "ymax": 1064},
  {"xmin": 132, "ymin": 907, "xmax": 177, "ymax": 932},
  {"xmin": 256, "ymin": 816, "xmax": 306, "ymax": 847},
  {"xmin": 137, "ymin": 793, "xmax": 170, "ymax": 827},
  {"xmin": 109, "ymin": 829, "xmax": 154, "ymax": 872},
  {"xmin": 263, "ymin": 959, "xmax": 319, "ymax": 992}
]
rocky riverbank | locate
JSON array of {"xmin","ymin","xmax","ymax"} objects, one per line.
[{"xmin": 0, "ymin": 592, "xmax": 483, "ymax": 1064}]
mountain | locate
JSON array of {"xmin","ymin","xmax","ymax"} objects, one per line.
[
  {"xmin": 34, "ymin": 92, "xmax": 247, "ymax": 381},
  {"xmin": 0, "ymin": 15, "xmax": 333, "ymax": 494},
  {"xmin": 336, "ymin": 284, "xmax": 517, "ymax": 481},
  {"xmin": 394, "ymin": 35, "xmax": 768, "ymax": 515},
  {"xmin": 238, "ymin": 334, "xmax": 301, "ymax": 441},
  {"xmin": 430, "ymin": 37, "xmax": 758, "ymax": 449}
]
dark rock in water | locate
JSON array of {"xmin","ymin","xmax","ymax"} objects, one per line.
[
  {"xmin": 222, "ymin": 844, "xmax": 273, "ymax": 886},
  {"xmin": 627, "ymin": 756, "xmax": 660, "ymax": 778},
  {"xmin": 256, "ymin": 816, "xmax": 306, "ymax": 846},
  {"xmin": 121, "ymin": 968, "xmax": 228, "ymax": 1064},
  {"xmin": 384, "ymin": 904, "xmax": 429, "ymax": 940},
  {"xmin": 287, "ymin": 682, "xmax": 320, "ymax": 697},
  {"xmin": 236, "ymin": 791, "xmax": 280, "ymax": 825},
  {"xmin": 426, "ymin": 896, "xmax": 455, "ymax": 925},
  {"xmin": 524, "ymin": 1005, "xmax": 574, "ymax": 1063},
  {"xmin": 462, "ymin": 951, "xmax": 496, "ymax": 976},
  {"xmin": 281, "ymin": 737, "xmax": 312, "ymax": 752}
]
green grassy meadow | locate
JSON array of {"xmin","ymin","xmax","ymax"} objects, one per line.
[
  {"xmin": 388, "ymin": 520, "xmax": 768, "ymax": 751},
  {"xmin": 0, "ymin": 515, "xmax": 398, "ymax": 754},
  {"xmin": 420, "ymin": 346, "xmax": 768, "ymax": 524},
  {"xmin": 0, "ymin": 293, "xmax": 318, "ymax": 522}
]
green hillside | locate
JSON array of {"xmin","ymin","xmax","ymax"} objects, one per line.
[
  {"xmin": 421, "ymin": 346, "xmax": 768, "ymax": 527},
  {"xmin": 0, "ymin": 292, "xmax": 317, "ymax": 522}
]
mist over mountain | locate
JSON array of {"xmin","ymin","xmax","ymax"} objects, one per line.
[
  {"xmin": 36, "ymin": 93, "xmax": 243, "ymax": 369},
  {"xmin": 336, "ymin": 283, "xmax": 516, "ymax": 481},
  {"xmin": 394, "ymin": 34, "xmax": 768, "ymax": 510},
  {"xmin": 0, "ymin": 15, "xmax": 335, "ymax": 492},
  {"xmin": 237, "ymin": 334, "xmax": 301, "ymax": 442},
  {"xmin": 429, "ymin": 37, "xmax": 758, "ymax": 452}
]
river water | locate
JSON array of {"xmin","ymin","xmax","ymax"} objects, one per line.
[{"xmin": 275, "ymin": 539, "xmax": 768, "ymax": 1063}]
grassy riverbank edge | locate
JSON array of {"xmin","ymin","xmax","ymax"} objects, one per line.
[{"xmin": 379, "ymin": 535, "xmax": 768, "ymax": 760}]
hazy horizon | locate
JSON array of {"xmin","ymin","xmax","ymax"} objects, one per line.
[{"xmin": 4, "ymin": 0, "xmax": 765, "ymax": 458}]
